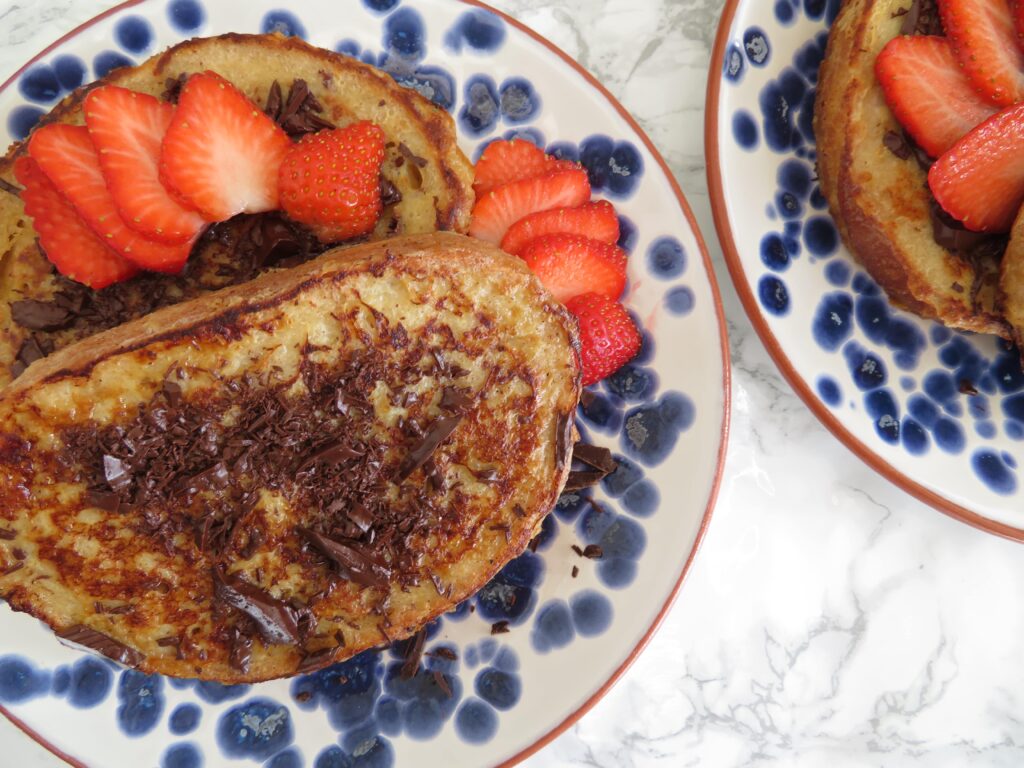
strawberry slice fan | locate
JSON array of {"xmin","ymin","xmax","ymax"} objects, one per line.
[
  {"xmin": 878, "ymin": 0, "xmax": 1024, "ymax": 235},
  {"xmin": 466, "ymin": 138, "xmax": 640, "ymax": 387}
]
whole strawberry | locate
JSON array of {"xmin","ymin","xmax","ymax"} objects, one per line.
[
  {"xmin": 565, "ymin": 292, "xmax": 641, "ymax": 386},
  {"xmin": 278, "ymin": 122, "xmax": 386, "ymax": 242}
]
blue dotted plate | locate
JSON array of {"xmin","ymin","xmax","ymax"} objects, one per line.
[
  {"xmin": 0, "ymin": 1, "xmax": 730, "ymax": 766},
  {"xmin": 708, "ymin": 0, "xmax": 1024, "ymax": 538}
]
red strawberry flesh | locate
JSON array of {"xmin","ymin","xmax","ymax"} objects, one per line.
[
  {"xmin": 500, "ymin": 200, "xmax": 620, "ymax": 256},
  {"xmin": 940, "ymin": 0, "xmax": 1024, "ymax": 107},
  {"xmin": 473, "ymin": 139, "xmax": 578, "ymax": 197},
  {"xmin": 14, "ymin": 156, "xmax": 137, "ymax": 289},
  {"xmin": 278, "ymin": 122, "xmax": 385, "ymax": 242},
  {"xmin": 159, "ymin": 71, "xmax": 291, "ymax": 221},
  {"xmin": 519, "ymin": 234, "xmax": 627, "ymax": 304},
  {"xmin": 929, "ymin": 100, "xmax": 1024, "ymax": 232},
  {"xmin": 468, "ymin": 168, "xmax": 591, "ymax": 244},
  {"xmin": 565, "ymin": 292, "xmax": 641, "ymax": 386},
  {"xmin": 28, "ymin": 123, "xmax": 193, "ymax": 273},
  {"xmin": 84, "ymin": 85, "xmax": 206, "ymax": 244},
  {"xmin": 875, "ymin": 35, "xmax": 998, "ymax": 158}
]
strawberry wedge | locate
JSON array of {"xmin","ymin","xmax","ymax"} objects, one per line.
[
  {"xmin": 160, "ymin": 72, "xmax": 291, "ymax": 221},
  {"xmin": 28, "ymin": 124, "xmax": 194, "ymax": 273},
  {"xmin": 473, "ymin": 138, "xmax": 578, "ymax": 197},
  {"xmin": 500, "ymin": 200, "xmax": 620, "ymax": 256},
  {"xmin": 929, "ymin": 101, "xmax": 1024, "ymax": 232},
  {"xmin": 875, "ymin": 36, "xmax": 997, "ymax": 157},
  {"xmin": 940, "ymin": 0, "xmax": 1024, "ymax": 107},
  {"xmin": 14, "ymin": 156, "xmax": 137, "ymax": 289},
  {"xmin": 468, "ymin": 168, "xmax": 591, "ymax": 244},
  {"xmin": 85, "ymin": 85, "xmax": 206, "ymax": 244}
]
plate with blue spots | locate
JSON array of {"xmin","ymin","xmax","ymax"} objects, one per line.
[
  {"xmin": 707, "ymin": 0, "xmax": 1024, "ymax": 539},
  {"xmin": 0, "ymin": 0, "xmax": 730, "ymax": 766}
]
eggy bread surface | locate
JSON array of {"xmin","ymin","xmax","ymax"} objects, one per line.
[
  {"xmin": 0, "ymin": 232, "xmax": 581, "ymax": 683},
  {"xmin": 0, "ymin": 33, "xmax": 475, "ymax": 389},
  {"xmin": 814, "ymin": 0, "xmax": 1007, "ymax": 337}
]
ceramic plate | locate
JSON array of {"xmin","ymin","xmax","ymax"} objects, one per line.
[
  {"xmin": 707, "ymin": 0, "xmax": 1024, "ymax": 538},
  {"xmin": 0, "ymin": 1, "xmax": 730, "ymax": 766}
]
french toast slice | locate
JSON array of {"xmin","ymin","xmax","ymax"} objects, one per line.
[
  {"xmin": 814, "ymin": 0, "xmax": 1008, "ymax": 337},
  {"xmin": 999, "ymin": 209, "xmax": 1024, "ymax": 347},
  {"xmin": 0, "ymin": 33, "xmax": 476, "ymax": 389},
  {"xmin": 0, "ymin": 232, "xmax": 581, "ymax": 683}
]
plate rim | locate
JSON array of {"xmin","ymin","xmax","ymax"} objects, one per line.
[
  {"xmin": 704, "ymin": 0, "xmax": 1024, "ymax": 543},
  {"xmin": 0, "ymin": 0, "xmax": 734, "ymax": 765}
]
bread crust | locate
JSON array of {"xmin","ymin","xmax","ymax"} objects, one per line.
[{"xmin": 814, "ymin": 0, "xmax": 1008, "ymax": 336}]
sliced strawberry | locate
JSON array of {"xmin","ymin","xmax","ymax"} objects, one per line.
[
  {"xmin": 84, "ymin": 85, "xmax": 206, "ymax": 244},
  {"xmin": 28, "ymin": 124, "xmax": 193, "ymax": 273},
  {"xmin": 929, "ymin": 101, "xmax": 1024, "ymax": 232},
  {"xmin": 500, "ymin": 200, "xmax": 620, "ymax": 257},
  {"xmin": 875, "ymin": 36, "xmax": 998, "ymax": 158},
  {"xmin": 278, "ymin": 122, "xmax": 386, "ymax": 242},
  {"xmin": 519, "ymin": 234, "xmax": 627, "ymax": 304},
  {"xmin": 941, "ymin": 0, "xmax": 1024, "ymax": 107},
  {"xmin": 14, "ymin": 156, "xmax": 137, "ymax": 289},
  {"xmin": 1015, "ymin": 0, "xmax": 1024, "ymax": 40},
  {"xmin": 473, "ymin": 139, "xmax": 578, "ymax": 197},
  {"xmin": 468, "ymin": 168, "xmax": 591, "ymax": 245},
  {"xmin": 160, "ymin": 71, "xmax": 291, "ymax": 221},
  {"xmin": 565, "ymin": 292, "xmax": 641, "ymax": 386}
]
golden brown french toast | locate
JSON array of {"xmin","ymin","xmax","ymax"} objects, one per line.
[
  {"xmin": 0, "ymin": 232, "xmax": 581, "ymax": 683},
  {"xmin": 814, "ymin": 0, "xmax": 1008, "ymax": 337},
  {"xmin": 0, "ymin": 33, "xmax": 475, "ymax": 388}
]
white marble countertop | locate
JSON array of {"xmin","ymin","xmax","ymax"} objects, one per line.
[{"xmin": 3, "ymin": 1, "xmax": 1024, "ymax": 766}]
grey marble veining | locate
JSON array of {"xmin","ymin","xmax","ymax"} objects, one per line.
[{"xmin": 3, "ymin": 1, "xmax": 1024, "ymax": 766}]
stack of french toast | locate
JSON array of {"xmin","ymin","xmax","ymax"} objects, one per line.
[{"xmin": 0, "ymin": 33, "xmax": 591, "ymax": 683}]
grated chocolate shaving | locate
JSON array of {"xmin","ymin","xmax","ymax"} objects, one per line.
[
  {"xmin": 264, "ymin": 79, "xmax": 335, "ymax": 139},
  {"xmin": 0, "ymin": 528, "xmax": 15, "ymax": 540},
  {"xmin": 582, "ymin": 544, "xmax": 604, "ymax": 559}
]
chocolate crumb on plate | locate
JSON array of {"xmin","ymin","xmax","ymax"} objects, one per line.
[{"xmin": 490, "ymin": 620, "xmax": 510, "ymax": 635}]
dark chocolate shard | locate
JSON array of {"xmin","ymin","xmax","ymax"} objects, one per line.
[
  {"xmin": 57, "ymin": 625, "xmax": 144, "ymax": 667},
  {"xmin": 84, "ymin": 489, "xmax": 122, "ymax": 513},
  {"xmin": 490, "ymin": 620, "xmax": 510, "ymax": 635},
  {"xmin": 399, "ymin": 628, "xmax": 428, "ymax": 679},
  {"xmin": 882, "ymin": 130, "xmax": 912, "ymax": 161},
  {"xmin": 930, "ymin": 202, "xmax": 993, "ymax": 253},
  {"xmin": 381, "ymin": 177, "xmax": 403, "ymax": 207},
  {"xmin": 582, "ymin": 544, "xmax": 604, "ymax": 559},
  {"xmin": 439, "ymin": 386, "xmax": 471, "ymax": 413},
  {"xmin": 555, "ymin": 411, "xmax": 574, "ymax": 472},
  {"xmin": 212, "ymin": 568, "xmax": 301, "ymax": 645},
  {"xmin": 102, "ymin": 455, "xmax": 132, "ymax": 493},
  {"xmin": 300, "ymin": 528, "xmax": 390, "ymax": 587},
  {"xmin": 563, "ymin": 470, "xmax": 606, "ymax": 492},
  {"xmin": 10, "ymin": 299, "xmax": 73, "ymax": 331},
  {"xmin": 0, "ymin": 177, "xmax": 21, "ymax": 197},
  {"xmin": 395, "ymin": 412, "xmax": 464, "ymax": 482},
  {"xmin": 229, "ymin": 626, "xmax": 253, "ymax": 674},
  {"xmin": 572, "ymin": 443, "xmax": 617, "ymax": 475},
  {"xmin": 296, "ymin": 646, "xmax": 339, "ymax": 675}
]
